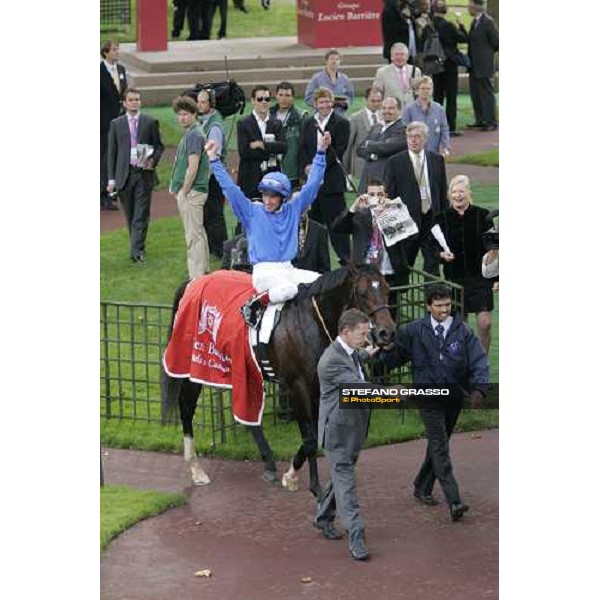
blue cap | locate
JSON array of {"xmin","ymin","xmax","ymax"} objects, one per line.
[{"xmin": 258, "ymin": 171, "xmax": 292, "ymax": 200}]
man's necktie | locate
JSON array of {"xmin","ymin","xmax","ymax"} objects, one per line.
[
  {"xmin": 413, "ymin": 154, "xmax": 431, "ymax": 214},
  {"xmin": 370, "ymin": 111, "xmax": 376, "ymax": 127},
  {"xmin": 352, "ymin": 351, "xmax": 364, "ymax": 380},
  {"xmin": 129, "ymin": 117, "xmax": 138, "ymax": 165},
  {"xmin": 435, "ymin": 324, "xmax": 445, "ymax": 350},
  {"xmin": 111, "ymin": 67, "xmax": 121, "ymax": 93},
  {"xmin": 399, "ymin": 67, "xmax": 409, "ymax": 92}
]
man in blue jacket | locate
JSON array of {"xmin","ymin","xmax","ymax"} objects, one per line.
[
  {"xmin": 378, "ymin": 283, "xmax": 489, "ymax": 521},
  {"xmin": 204, "ymin": 132, "xmax": 331, "ymax": 327}
]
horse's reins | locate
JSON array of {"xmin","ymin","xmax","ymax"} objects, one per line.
[{"xmin": 311, "ymin": 295, "xmax": 391, "ymax": 343}]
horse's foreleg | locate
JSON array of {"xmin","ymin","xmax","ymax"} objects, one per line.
[
  {"xmin": 282, "ymin": 419, "xmax": 320, "ymax": 497},
  {"xmin": 180, "ymin": 380, "xmax": 210, "ymax": 486},
  {"xmin": 247, "ymin": 425, "xmax": 278, "ymax": 484}
]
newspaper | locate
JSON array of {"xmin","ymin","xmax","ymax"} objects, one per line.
[
  {"xmin": 370, "ymin": 197, "xmax": 419, "ymax": 246},
  {"xmin": 135, "ymin": 144, "xmax": 154, "ymax": 168}
]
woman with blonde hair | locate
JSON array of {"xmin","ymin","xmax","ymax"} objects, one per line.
[{"xmin": 429, "ymin": 174, "xmax": 496, "ymax": 353}]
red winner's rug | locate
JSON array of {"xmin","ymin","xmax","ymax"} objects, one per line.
[{"xmin": 163, "ymin": 271, "xmax": 265, "ymax": 426}]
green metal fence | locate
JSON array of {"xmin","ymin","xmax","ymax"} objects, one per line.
[{"xmin": 100, "ymin": 269, "xmax": 463, "ymax": 441}]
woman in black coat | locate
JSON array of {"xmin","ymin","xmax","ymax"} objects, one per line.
[{"xmin": 430, "ymin": 174, "xmax": 495, "ymax": 354}]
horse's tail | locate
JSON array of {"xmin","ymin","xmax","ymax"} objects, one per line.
[{"xmin": 160, "ymin": 280, "xmax": 191, "ymax": 424}]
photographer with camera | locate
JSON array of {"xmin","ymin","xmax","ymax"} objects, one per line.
[
  {"xmin": 304, "ymin": 49, "xmax": 355, "ymax": 115},
  {"xmin": 429, "ymin": 175, "xmax": 496, "ymax": 353},
  {"xmin": 381, "ymin": 0, "xmax": 419, "ymax": 63}
]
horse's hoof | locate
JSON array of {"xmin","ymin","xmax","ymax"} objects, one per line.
[
  {"xmin": 282, "ymin": 471, "xmax": 299, "ymax": 492},
  {"xmin": 190, "ymin": 460, "xmax": 211, "ymax": 486},
  {"xmin": 262, "ymin": 470, "xmax": 279, "ymax": 485}
]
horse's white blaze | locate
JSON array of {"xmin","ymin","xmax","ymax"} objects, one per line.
[{"xmin": 281, "ymin": 463, "xmax": 299, "ymax": 492}]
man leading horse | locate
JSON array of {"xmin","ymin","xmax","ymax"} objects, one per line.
[{"xmin": 204, "ymin": 131, "xmax": 332, "ymax": 327}]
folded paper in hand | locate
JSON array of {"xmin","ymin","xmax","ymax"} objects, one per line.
[
  {"xmin": 135, "ymin": 144, "xmax": 154, "ymax": 168},
  {"xmin": 371, "ymin": 197, "xmax": 418, "ymax": 246}
]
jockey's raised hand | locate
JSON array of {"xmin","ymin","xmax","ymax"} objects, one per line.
[
  {"xmin": 317, "ymin": 131, "xmax": 332, "ymax": 152},
  {"xmin": 204, "ymin": 139, "xmax": 219, "ymax": 161}
]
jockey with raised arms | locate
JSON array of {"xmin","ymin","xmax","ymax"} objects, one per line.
[{"xmin": 205, "ymin": 131, "xmax": 332, "ymax": 326}]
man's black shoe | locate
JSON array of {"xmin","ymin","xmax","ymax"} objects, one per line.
[
  {"xmin": 466, "ymin": 122, "xmax": 484, "ymax": 128},
  {"xmin": 480, "ymin": 124, "xmax": 498, "ymax": 132},
  {"xmin": 262, "ymin": 0, "xmax": 271, "ymax": 8},
  {"xmin": 313, "ymin": 520, "xmax": 343, "ymax": 540},
  {"xmin": 348, "ymin": 537, "xmax": 369, "ymax": 560},
  {"xmin": 450, "ymin": 502, "xmax": 470, "ymax": 521},
  {"xmin": 102, "ymin": 200, "xmax": 119, "ymax": 211},
  {"xmin": 449, "ymin": 131, "xmax": 463, "ymax": 137},
  {"xmin": 131, "ymin": 252, "xmax": 145, "ymax": 264},
  {"xmin": 414, "ymin": 490, "xmax": 440, "ymax": 506}
]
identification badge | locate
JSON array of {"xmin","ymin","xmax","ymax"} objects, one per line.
[{"xmin": 420, "ymin": 186, "xmax": 428, "ymax": 201}]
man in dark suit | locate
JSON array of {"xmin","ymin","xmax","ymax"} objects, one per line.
[
  {"xmin": 377, "ymin": 284, "xmax": 489, "ymax": 521},
  {"xmin": 384, "ymin": 120, "xmax": 447, "ymax": 277},
  {"xmin": 107, "ymin": 88, "xmax": 164, "ymax": 263},
  {"xmin": 431, "ymin": 0, "xmax": 469, "ymax": 135},
  {"xmin": 299, "ymin": 87, "xmax": 351, "ymax": 263},
  {"xmin": 332, "ymin": 180, "xmax": 410, "ymax": 291},
  {"xmin": 100, "ymin": 40, "xmax": 127, "ymax": 211},
  {"xmin": 459, "ymin": 0, "xmax": 499, "ymax": 131},
  {"xmin": 237, "ymin": 86, "xmax": 287, "ymax": 201},
  {"xmin": 356, "ymin": 96, "xmax": 407, "ymax": 193},
  {"xmin": 315, "ymin": 309, "xmax": 371, "ymax": 561}
]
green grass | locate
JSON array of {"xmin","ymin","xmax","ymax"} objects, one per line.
[
  {"xmin": 100, "ymin": 485, "xmax": 186, "ymax": 551},
  {"xmin": 101, "ymin": 1, "xmax": 297, "ymax": 44},
  {"xmin": 448, "ymin": 148, "xmax": 499, "ymax": 167}
]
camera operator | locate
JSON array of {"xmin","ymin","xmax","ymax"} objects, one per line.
[
  {"xmin": 381, "ymin": 0, "xmax": 420, "ymax": 63},
  {"xmin": 481, "ymin": 211, "xmax": 498, "ymax": 289}
]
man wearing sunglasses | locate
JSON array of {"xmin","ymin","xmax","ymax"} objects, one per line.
[{"xmin": 236, "ymin": 86, "xmax": 288, "ymax": 206}]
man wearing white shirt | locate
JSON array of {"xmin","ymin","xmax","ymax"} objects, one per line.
[
  {"xmin": 299, "ymin": 87, "xmax": 351, "ymax": 263},
  {"xmin": 236, "ymin": 86, "xmax": 287, "ymax": 202},
  {"xmin": 373, "ymin": 43, "xmax": 422, "ymax": 111}
]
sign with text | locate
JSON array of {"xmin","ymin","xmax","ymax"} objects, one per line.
[{"xmin": 297, "ymin": 0, "xmax": 382, "ymax": 48}]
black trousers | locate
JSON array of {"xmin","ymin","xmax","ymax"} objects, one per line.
[
  {"xmin": 309, "ymin": 191, "xmax": 350, "ymax": 263},
  {"xmin": 100, "ymin": 128, "xmax": 109, "ymax": 204},
  {"xmin": 468, "ymin": 74, "xmax": 497, "ymax": 127},
  {"xmin": 433, "ymin": 63, "xmax": 459, "ymax": 132},
  {"xmin": 205, "ymin": 175, "xmax": 228, "ymax": 258},
  {"xmin": 401, "ymin": 211, "xmax": 440, "ymax": 278},
  {"xmin": 414, "ymin": 401, "xmax": 462, "ymax": 506},
  {"xmin": 119, "ymin": 169, "xmax": 154, "ymax": 258},
  {"xmin": 215, "ymin": 0, "xmax": 227, "ymax": 37}
]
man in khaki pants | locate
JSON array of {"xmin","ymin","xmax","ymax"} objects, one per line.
[{"xmin": 170, "ymin": 96, "xmax": 210, "ymax": 278}]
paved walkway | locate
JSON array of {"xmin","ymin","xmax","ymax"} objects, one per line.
[
  {"xmin": 100, "ymin": 128, "xmax": 498, "ymax": 234},
  {"xmin": 101, "ymin": 430, "xmax": 498, "ymax": 600}
]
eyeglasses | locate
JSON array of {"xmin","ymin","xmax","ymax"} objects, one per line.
[{"xmin": 255, "ymin": 96, "xmax": 271, "ymax": 103}]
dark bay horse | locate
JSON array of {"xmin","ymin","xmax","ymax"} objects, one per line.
[{"xmin": 161, "ymin": 264, "xmax": 396, "ymax": 497}]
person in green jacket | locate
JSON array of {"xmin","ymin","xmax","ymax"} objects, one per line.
[{"xmin": 269, "ymin": 82, "xmax": 307, "ymax": 190}]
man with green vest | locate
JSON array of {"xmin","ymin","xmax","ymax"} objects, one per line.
[
  {"xmin": 197, "ymin": 88, "xmax": 229, "ymax": 259},
  {"xmin": 170, "ymin": 95, "xmax": 211, "ymax": 278},
  {"xmin": 269, "ymin": 82, "xmax": 306, "ymax": 190}
]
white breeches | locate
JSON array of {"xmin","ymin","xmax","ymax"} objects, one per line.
[{"xmin": 252, "ymin": 261, "xmax": 321, "ymax": 303}]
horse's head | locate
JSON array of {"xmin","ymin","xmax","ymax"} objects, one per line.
[{"xmin": 348, "ymin": 264, "xmax": 397, "ymax": 347}]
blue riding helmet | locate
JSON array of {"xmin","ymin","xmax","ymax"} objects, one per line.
[{"xmin": 257, "ymin": 171, "xmax": 292, "ymax": 201}]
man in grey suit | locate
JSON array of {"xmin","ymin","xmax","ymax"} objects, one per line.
[
  {"xmin": 107, "ymin": 88, "xmax": 164, "ymax": 263},
  {"xmin": 315, "ymin": 309, "xmax": 371, "ymax": 561},
  {"xmin": 373, "ymin": 42, "xmax": 422, "ymax": 111},
  {"xmin": 342, "ymin": 87, "xmax": 382, "ymax": 186},
  {"xmin": 356, "ymin": 96, "xmax": 407, "ymax": 193}
]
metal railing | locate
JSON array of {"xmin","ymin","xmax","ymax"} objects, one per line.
[
  {"xmin": 100, "ymin": 0, "xmax": 132, "ymax": 32},
  {"xmin": 100, "ymin": 270, "xmax": 463, "ymax": 442}
]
